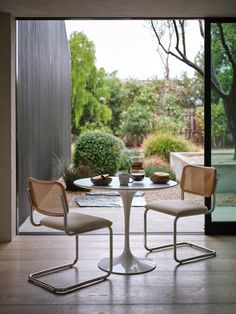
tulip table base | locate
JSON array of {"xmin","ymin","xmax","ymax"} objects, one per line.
[
  {"xmin": 98, "ymin": 189, "xmax": 156, "ymax": 275},
  {"xmin": 73, "ymin": 177, "xmax": 177, "ymax": 275},
  {"xmin": 98, "ymin": 253, "xmax": 156, "ymax": 275}
]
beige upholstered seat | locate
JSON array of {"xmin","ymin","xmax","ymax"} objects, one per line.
[
  {"xmin": 145, "ymin": 200, "xmax": 208, "ymax": 217},
  {"xmin": 27, "ymin": 177, "xmax": 113, "ymax": 294},
  {"xmin": 144, "ymin": 164, "xmax": 217, "ymax": 264},
  {"xmin": 41, "ymin": 212, "xmax": 112, "ymax": 233}
]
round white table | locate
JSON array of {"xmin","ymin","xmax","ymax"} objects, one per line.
[{"xmin": 74, "ymin": 176, "xmax": 177, "ymax": 275}]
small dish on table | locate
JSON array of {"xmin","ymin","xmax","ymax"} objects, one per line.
[
  {"xmin": 150, "ymin": 172, "xmax": 170, "ymax": 184},
  {"xmin": 90, "ymin": 174, "xmax": 112, "ymax": 186}
]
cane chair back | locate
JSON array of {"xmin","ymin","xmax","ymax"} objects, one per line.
[
  {"xmin": 180, "ymin": 165, "xmax": 217, "ymax": 197},
  {"xmin": 28, "ymin": 177, "xmax": 67, "ymax": 217}
]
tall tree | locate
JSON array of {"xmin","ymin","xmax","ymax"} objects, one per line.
[
  {"xmin": 150, "ymin": 20, "xmax": 174, "ymax": 80},
  {"xmin": 150, "ymin": 20, "xmax": 236, "ymax": 158},
  {"xmin": 69, "ymin": 31, "xmax": 111, "ymax": 135}
]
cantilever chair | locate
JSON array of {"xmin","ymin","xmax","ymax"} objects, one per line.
[
  {"xmin": 27, "ymin": 177, "xmax": 113, "ymax": 294},
  {"xmin": 144, "ymin": 164, "xmax": 217, "ymax": 264}
]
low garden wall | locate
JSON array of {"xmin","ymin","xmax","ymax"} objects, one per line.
[
  {"xmin": 170, "ymin": 151, "xmax": 236, "ymax": 193},
  {"xmin": 170, "ymin": 152, "xmax": 203, "ymax": 181}
]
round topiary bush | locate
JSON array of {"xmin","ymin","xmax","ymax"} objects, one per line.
[
  {"xmin": 144, "ymin": 133, "xmax": 191, "ymax": 161},
  {"xmin": 73, "ymin": 131, "xmax": 126, "ymax": 175}
]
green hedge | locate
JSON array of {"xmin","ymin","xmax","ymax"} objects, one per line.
[{"xmin": 144, "ymin": 133, "xmax": 190, "ymax": 161}]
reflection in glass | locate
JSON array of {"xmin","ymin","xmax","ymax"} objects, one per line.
[{"xmin": 211, "ymin": 23, "xmax": 236, "ymax": 222}]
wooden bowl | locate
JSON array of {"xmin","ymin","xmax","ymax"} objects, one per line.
[
  {"xmin": 90, "ymin": 176, "xmax": 112, "ymax": 186},
  {"xmin": 150, "ymin": 176, "xmax": 169, "ymax": 184}
]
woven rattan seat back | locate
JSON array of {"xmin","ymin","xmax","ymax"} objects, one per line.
[
  {"xmin": 28, "ymin": 177, "xmax": 67, "ymax": 216},
  {"xmin": 180, "ymin": 165, "xmax": 217, "ymax": 197}
]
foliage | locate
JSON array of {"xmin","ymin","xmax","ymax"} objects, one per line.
[
  {"xmin": 211, "ymin": 23, "xmax": 236, "ymax": 94},
  {"xmin": 196, "ymin": 103, "xmax": 230, "ymax": 148},
  {"xmin": 195, "ymin": 106, "xmax": 204, "ymax": 135},
  {"xmin": 118, "ymin": 149, "xmax": 145, "ymax": 171},
  {"xmin": 99, "ymin": 74, "xmax": 204, "ymax": 144},
  {"xmin": 119, "ymin": 103, "xmax": 157, "ymax": 144},
  {"xmin": 144, "ymin": 132, "xmax": 191, "ymax": 161},
  {"xmin": 178, "ymin": 69, "xmax": 204, "ymax": 107},
  {"xmin": 69, "ymin": 32, "xmax": 112, "ymax": 135},
  {"xmin": 156, "ymin": 92, "xmax": 188, "ymax": 135},
  {"xmin": 212, "ymin": 103, "xmax": 228, "ymax": 140},
  {"xmin": 62, "ymin": 165, "xmax": 93, "ymax": 191},
  {"xmin": 120, "ymin": 80, "xmax": 158, "ymax": 113},
  {"xmin": 149, "ymin": 20, "xmax": 236, "ymax": 157},
  {"xmin": 106, "ymin": 73, "xmax": 126, "ymax": 134},
  {"xmin": 107, "ymin": 78, "xmax": 159, "ymax": 138},
  {"xmin": 118, "ymin": 149, "xmax": 131, "ymax": 171},
  {"xmin": 51, "ymin": 155, "xmax": 91, "ymax": 191},
  {"xmin": 73, "ymin": 131, "xmax": 125, "ymax": 175},
  {"xmin": 211, "ymin": 23, "xmax": 236, "ymax": 157}
]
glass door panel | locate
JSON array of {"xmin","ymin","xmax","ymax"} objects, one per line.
[{"xmin": 210, "ymin": 22, "xmax": 236, "ymax": 225}]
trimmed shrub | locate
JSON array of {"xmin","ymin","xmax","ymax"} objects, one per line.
[
  {"xmin": 144, "ymin": 133, "xmax": 191, "ymax": 161},
  {"xmin": 118, "ymin": 148, "xmax": 131, "ymax": 171},
  {"xmin": 73, "ymin": 131, "xmax": 125, "ymax": 175}
]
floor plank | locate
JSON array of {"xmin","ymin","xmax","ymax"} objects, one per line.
[{"xmin": 0, "ymin": 235, "xmax": 236, "ymax": 313}]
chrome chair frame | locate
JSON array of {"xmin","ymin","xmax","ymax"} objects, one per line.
[
  {"xmin": 27, "ymin": 187, "xmax": 113, "ymax": 295},
  {"xmin": 144, "ymin": 175, "xmax": 217, "ymax": 264}
]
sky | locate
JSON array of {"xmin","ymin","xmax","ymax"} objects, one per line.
[{"xmin": 65, "ymin": 20, "xmax": 203, "ymax": 80}]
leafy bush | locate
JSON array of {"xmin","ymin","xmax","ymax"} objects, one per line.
[
  {"xmin": 196, "ymin": 103, "xmax": 231, "ymax": 148},
  {"xmin": 62, "ymin": 164, "xmax": 94, "ymax": 191},
  {"xmin": 144, "ymin": 133, "xmax": 191, "ymax": 161},
  {"xmin": 119, "ymin": 103, "xmax": 157, "ymax": 144},
  {"xmin": 156, "ymin": 93, "xmax": 188, "ymax": 135},
  {"xmin": 118, "ymin": 148, "xmax": 131, "ymax": 171},
  {"xmin": 73, "ymin": 131, "xmax": 125, "ymax": 175}
]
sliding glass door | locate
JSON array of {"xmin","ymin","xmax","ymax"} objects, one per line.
[{"xmin": 205, "ymin": 19, "xmax": 236, "ymax": 234}]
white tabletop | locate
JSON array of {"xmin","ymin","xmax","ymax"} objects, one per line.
[{"xmin": 74, "ymin": 176, "xmax": 177, "ymax": 191}]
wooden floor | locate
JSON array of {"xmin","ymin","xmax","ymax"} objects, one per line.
[{"xmin": 0, "ymin": 234, "xmax": 236, "ymax": 314}]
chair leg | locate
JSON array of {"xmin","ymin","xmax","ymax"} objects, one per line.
[
  {"xmin": 144, "ymin": 209, "xmax": 174, "ymax": 252},
  {"xmin": 144, "ymin": 209, "xmax": 216, "ymax": 264},
  {"xmin": 173, "ymin": 218, "xmax": 216, "ymax": 264},
  {"xmin": 29, "ymin": 227, "xmax": 113, "ymax": 294}
]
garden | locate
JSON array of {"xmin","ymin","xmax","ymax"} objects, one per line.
[{"xmin": 54, "ymin": 22, "xmax": 236, "ymax": 192}]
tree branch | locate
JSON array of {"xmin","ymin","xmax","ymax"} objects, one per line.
[
  {"xmin": 150, "ymin": 20, "xmax": 184, "ymax": 63},
  {"xmin": 179, "ymin": 20, "xmax": 186, "ymax": 56},
  {"xmin": 151, "ymin": 20, "xmax": 204, "ymax": 76},
  {"xmin": 199, "ymin": 20, "xmax": 204, "ymax": 38},
  {"xmin": 173, "ymin": 20, "xmax": 204, "ymax": 75},
  {"xmin": 217, "ymin": 23, "xmax": 236, "ymax": 71},
  {"xmin": 211, "ymin": 58, "xmax": 228, "ymax": 100}
]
